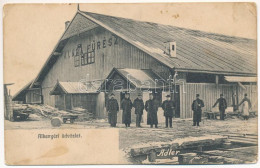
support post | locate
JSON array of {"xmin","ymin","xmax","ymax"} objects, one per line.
[{"xmin": 215, "ymin": 75, "xmax": 219, "ymax": 85}]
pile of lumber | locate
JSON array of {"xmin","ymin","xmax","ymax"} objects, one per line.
[
  {"xmin": 130, "ymin": 135, "xmax": 227, "ymax": 157},
  {"xmin": 68, "ymin": 107, "xmax": 94, "ymax": 121},
  {"xmin": 13, "ymin": 104, "xmax": 34, "ymax": 113},
  {"xmin": 12, "ymin": 104, "xmax": 34, "ymax": 121},
  {"xmin": 28, "ymin": 104, "xmax": 70, "ymax": 119}
]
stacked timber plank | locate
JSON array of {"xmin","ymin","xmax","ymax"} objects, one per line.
[
  {"xmin": 68, "ymin": 107, "xmax": 94, "ymax": 121},
  {"xmin": 12, "ymin": 104, "xmax": 34, "ymax": 121},
  {"xmin": 28, "ymin": 104, "xmax": 71, "ymax": 119},
  {"xmin": 129, "ymin": 135, "xmax": 227, "ymax": 157}
]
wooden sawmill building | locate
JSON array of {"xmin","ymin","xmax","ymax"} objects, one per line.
[{"xmin": 13, "ymin": 8, "xmax": 257, "ymax": 122}]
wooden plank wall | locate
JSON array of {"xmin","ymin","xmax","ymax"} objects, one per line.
[
  {"xmin": 71, "ymin": 94, "xmax": 97, "ymax": 115},
  {"xmin": 237, "ymin": 84, "xmax": 258, "ymax": 111},
  {"xmin": 25, "ymin": 89, "xmax": 42, "ymax": 104},
  {"xmin": 41, "ymin": 26, "xmax": 171, "ymax": 107},
  {"xmin": 4, "ymin": 85, "xmax": 13, "ymax": 120},
  {"xmin": 96, "ymin": 92, "xmax": 106, "ymax": 118},
  {"xmin": 180, "ymin": 83, "xmax": 257, "ymax": 119}
]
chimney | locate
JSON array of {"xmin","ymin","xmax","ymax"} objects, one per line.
[
  {"xmin": 164, "ymin": 41, "xmax": 176, "ymax": 57},
  {"xmin": 65, "ymin": 21, "xmax": 70, "ymax": 29}
]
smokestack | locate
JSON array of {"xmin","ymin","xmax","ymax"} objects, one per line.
[{"xmin": 65, "ymin": 21, "xmax": 70, "ymax": 29}]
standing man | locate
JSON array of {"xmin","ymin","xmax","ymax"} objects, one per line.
[
  {"xmin": 238, "ymin": 93, "xmax": 252, "ymax": 120},
  {"xmin": 106, "ymin": 93, "xmax": 119, "ymax": 127},
  {"xmin": 162, "ymin": 95, "xmax": 175, "ymax": 128},
  {"xmin": 212, "ymin": 94, "xmax": 227, "ymax": 120},
  {"xmin": 192, "ymin": 94, "xmax": 204, "ymax": 126},
  {"xmin": 145, "ymin": 93, "xmax": 159, "ymax": 128},
  {"xmin": 133, "ymin": 93, "xmax": 145, "ymax": 127},
  {"xmin": 121, "ymin": 93, "xmax": 133, "ymax": 127}
]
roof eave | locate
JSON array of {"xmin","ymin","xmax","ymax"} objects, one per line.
[
  {"xmin": 175, "ymin": 68, "xmax": 257, "ymax": 76},
  {"xmin": 30, "ymin": 11, "xmax": 80, "ymax": 88}
]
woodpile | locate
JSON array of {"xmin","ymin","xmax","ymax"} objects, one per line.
[
  {"xmin": 12, "ymin": 104, "xmax": 34, "ymax": 121},
  {"xmin": 68, "ymin": 107, "xmax": 94, "ymax": 121},
  {"xmin": 28, "ymin": 104, "xmax": 72, "ymax": 119},
  {"xmin": 26, "ymin": 104, "xmax": 94, "ymax": 127}
]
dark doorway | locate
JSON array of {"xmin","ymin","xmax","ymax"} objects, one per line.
[
  {"xmin": 152, "ymin": 90, "xmax": 162, "ymax": 105},
  {"xmin": 173, "ymin": 85, "xmax": 180, "ymax": 118},
  {"xmin": 120, "ymin": 91, "xmax": 131, "ymax": 102},
  {"xmin": 65, "ymin": 94, "xmax": 72, "ymax": 110}
]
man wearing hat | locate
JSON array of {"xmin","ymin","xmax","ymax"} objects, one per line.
[
  {"xmin": 121, "ymin": 93, "xmax": 133, "ymax": 127},
  {"xmin": 213, "ymin": 94, "xmax": 227, "ymax": 120},
  {"xmin": 192, "ymin": 94, "xmax": 204, "ymax": 126},
  {"xmin": 133, "ymin": 93, "xmax": 145, "ymax": 127},
  {"xmin": 106, "ymin": 93, "xmax": 119, "ymax": 127},
  {"xmin": 145, "ymin": 93, "xmax": 159, "ymax": 128},
  {"xmin": 162, "ymin": 94, "xmax": 175, "ymax": 128}
]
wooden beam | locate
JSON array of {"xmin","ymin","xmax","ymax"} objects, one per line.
[{"xmin": 215, "ymin": 75, "xmax": 219, "ymax": 84}]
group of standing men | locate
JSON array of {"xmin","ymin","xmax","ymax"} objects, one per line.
[
  {"xmin": 191, "ymin": 93, "xmax": 229, "ymax": 126},
  {"xmin": 106, "ymin": 92, "xmax": 175, "ymax": 128},
  {"xmin": 192, "ymin": 93, "xmax": 252, "ymax": 127},
  {"xmin": 106, "ymin": 92, "xmax": 252, "ymax": 128}
]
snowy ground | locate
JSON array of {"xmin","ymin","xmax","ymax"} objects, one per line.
[
  {"xmin": 119, "ymin": 117, "xmax": 257, "ymax": 149},
  {"xmin": 5, "ymin": 112, "xmax": 257, "ymax": 148},
  {"xmin": 4, "ymin": 112, "xmax": 258, "ymax": 164}
]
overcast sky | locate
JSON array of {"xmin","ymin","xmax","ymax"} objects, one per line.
[{"xmin": 3, "ymin": 3, "xmax": 257, "ymax": 96}]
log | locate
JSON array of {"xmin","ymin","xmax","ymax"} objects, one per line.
[
  {"xmin": 208, "ymin": 156, "xmax": 225, "ymax": 163},
  {"xmin": 178, "ymin": 153, "xmax": 197, "ymax": 164},
  {"xmin": 190, "ymin": 156, "xmax": 208, "ymax": 164},
  {"xmin": 130, "ymin": 143, "xmax": 179, "ymax": 157},
  {"xmin": 51, "ymin": 117, "xmax": 62, "ymax": 127},
  {"xmin": 129, "ymin": 137, "xmax": 227, "ymax": 157}
]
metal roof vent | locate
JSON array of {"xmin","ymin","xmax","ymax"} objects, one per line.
[{"xmin": 164, "ymin": 41, "xmax": 176, "ymax": 58}]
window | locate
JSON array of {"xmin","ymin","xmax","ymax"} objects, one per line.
[
  {"xmin": 172, "ymin": 45, "xmax": 175, "ymax": 51},
  {"xmin": 81, "ymin": 53, "xmax": 88, "ymax": 65},
  {"xmin": 87, "ymin": 51, "xmax": 95, "ymax": 64},
  {"xmin": 186, "ymin": 73, "xmax": 226, "ymax": 83},
  {"xmin": 74, "ymin": 44, "xmax": 82, "ymax": 67},
  {"xmin": 81, "ymin": 50, "xmax": 95, "ymax": 66}
]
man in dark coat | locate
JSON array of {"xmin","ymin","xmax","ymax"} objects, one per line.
[
  {"xmin": 121, "ymin": 93, "xmax": 133, "ymax": 127},
  {"xmin": 145, "ymin": 93, "xmax": 159, "ymax": 128},
  {"xmin": 133, "ymin": 93, "xmax": 144, "ymax": 127},
  {"xmin": 106, "ymin": 93, "xmax": 119, "ymax": 127},
  {"xmin": 162, "ymin": 95, "xmax": 175, "ymax": 128},
  {"xmin": 213, "ymin": 94, "xmax": 227, "ymax": 120},
  {"xmin": 192, "ymin": 94, "xmax": 204, "ymax": 126}
]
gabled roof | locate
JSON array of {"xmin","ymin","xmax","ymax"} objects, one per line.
[
  {"xmin": 101, "ymin": 68, "xmax": 168, "ymax": 90},
  {"xmin": 81, "ymin": 11, "xmax": 257, "ymax": 76},
  {"xmin": 12, "ymin": 81, "xmax": 33, "ymax": 101},
  {"xmin": 49, "ymin": 81, "xmax": 100, "ymax": 95},
  {"xmin": 31, "ymin": 9, "xmax": 257, "ymax": 88}
]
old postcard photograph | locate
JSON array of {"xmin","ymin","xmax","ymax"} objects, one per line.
[{"xmin": 3, "ymin": 2, "xmax": 258, "ymax": 165}]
